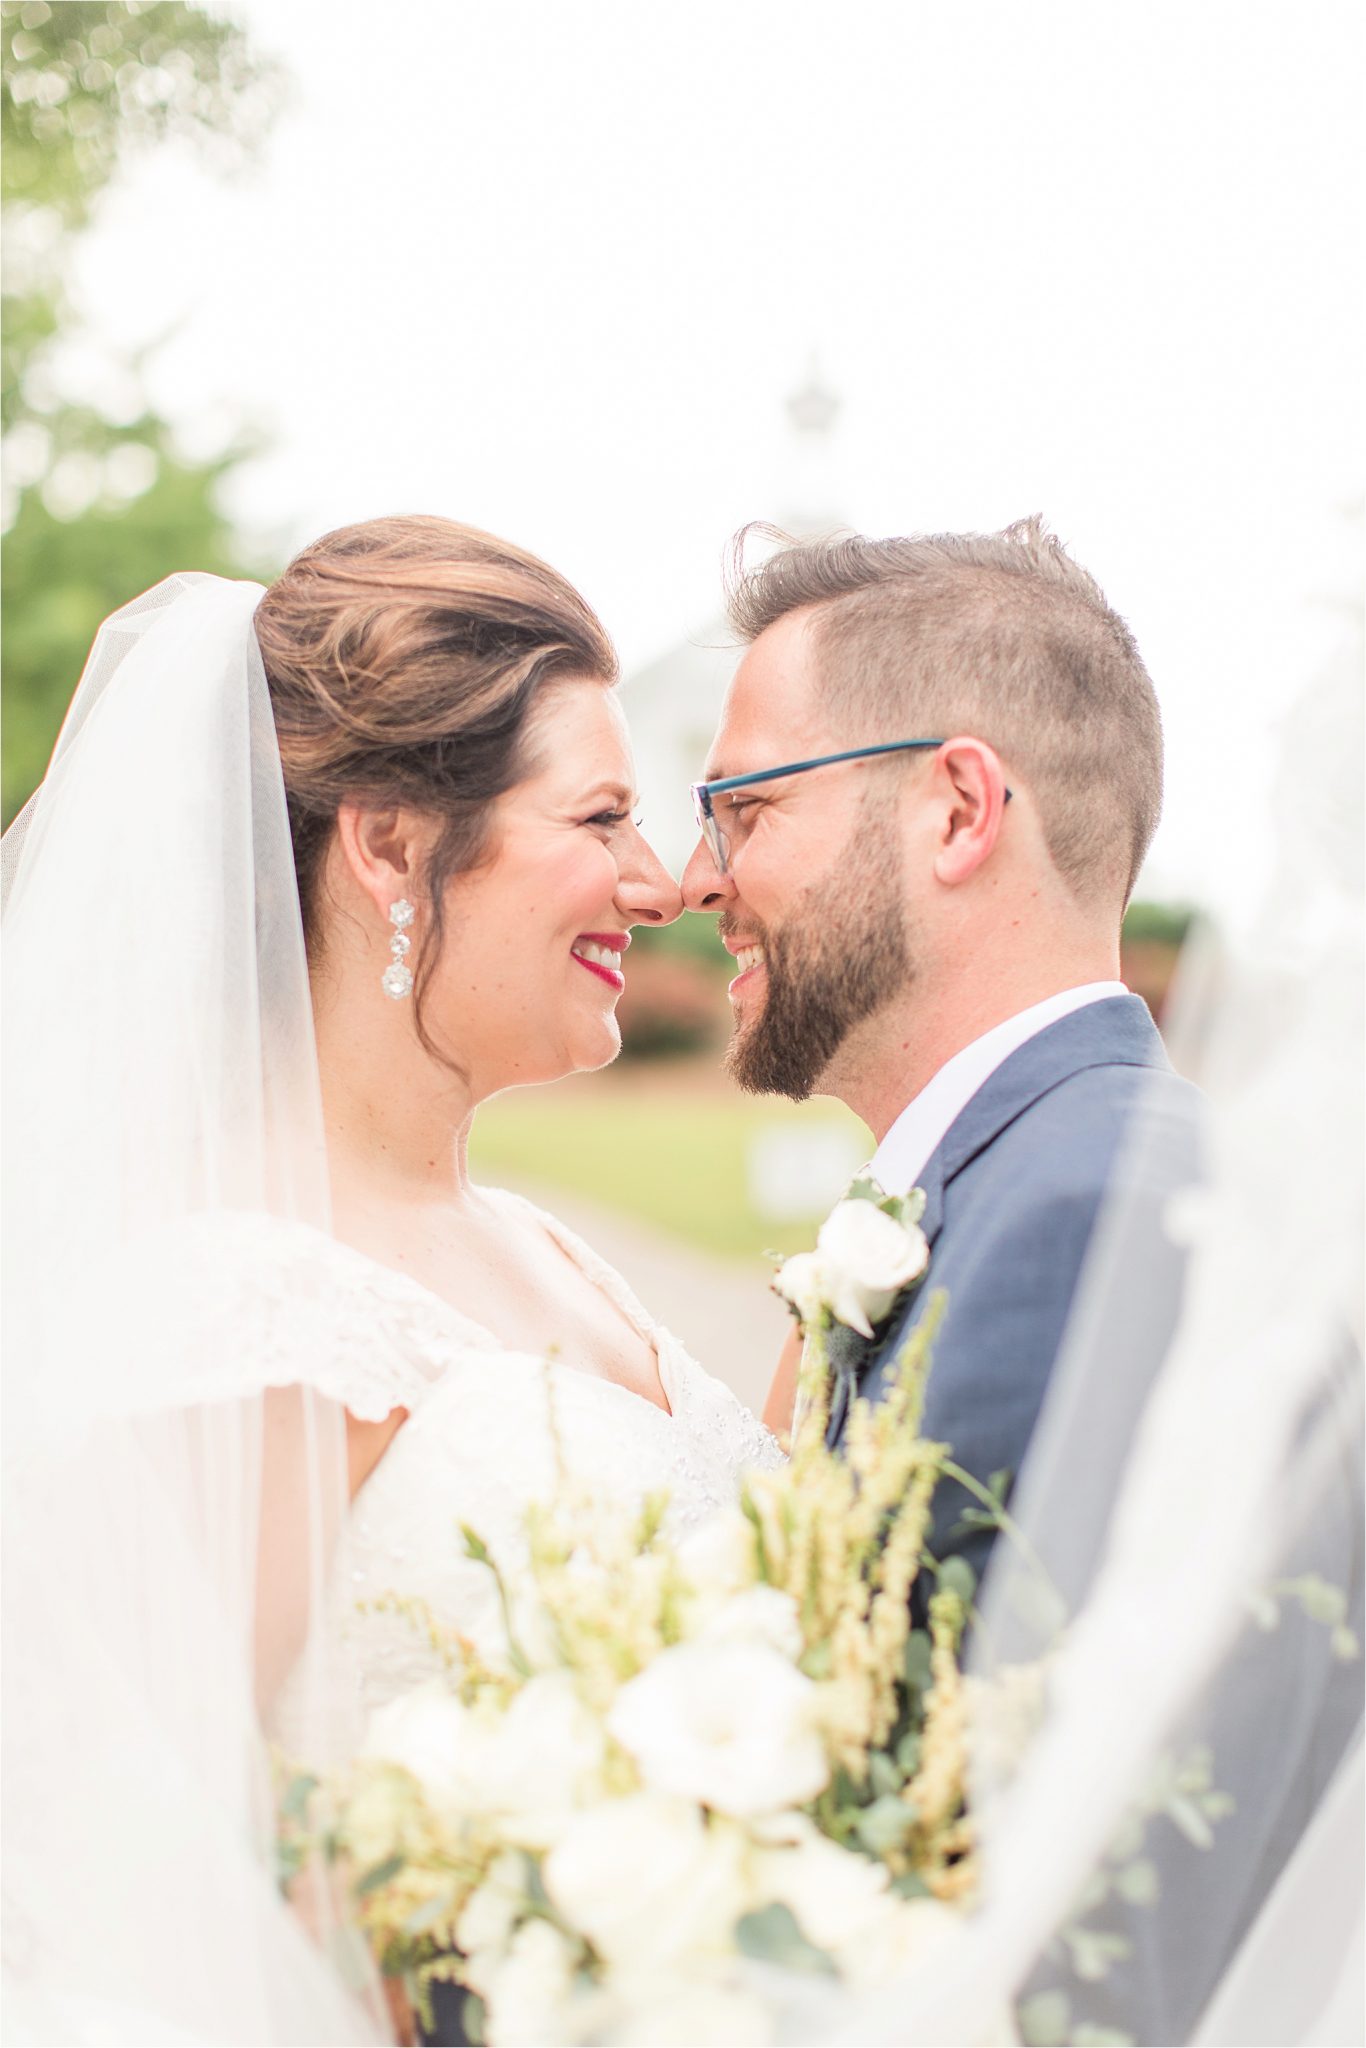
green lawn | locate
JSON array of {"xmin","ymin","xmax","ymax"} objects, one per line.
[{"xmin": 469, "ymin": 1071, "xmax": 871, "ymax": 1261}]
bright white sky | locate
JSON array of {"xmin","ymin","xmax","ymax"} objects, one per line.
[{"xmin": 64, "ymin": 0, "xmax": 1362, "ymax": 922}]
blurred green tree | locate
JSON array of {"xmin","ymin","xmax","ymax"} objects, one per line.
[{"xmin": 2, "ymin": 0, "xmax": 284, "ymax": 822}]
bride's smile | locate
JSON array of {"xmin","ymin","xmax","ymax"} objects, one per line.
[{"xmin": 425, "ymin": 677, "xmax": 679, "ymax": 1090}]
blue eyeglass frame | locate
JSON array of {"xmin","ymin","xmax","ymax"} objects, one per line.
[{"xmin": 690, "ymin": 738, "xmax": 1012, "ymax": 875}]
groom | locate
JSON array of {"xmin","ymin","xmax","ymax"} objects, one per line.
[{"xmin": 681, "ymin": 516, "xmax": 1201, "ymax": 1593}]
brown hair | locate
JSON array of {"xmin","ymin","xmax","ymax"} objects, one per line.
[
  {"xmin": 254, "ymin": 514, "xmax": 617, "ymax": 1052},
  {"xmin": 725, "ymin": 515, "xmax": 1162, "ymax": 905}
]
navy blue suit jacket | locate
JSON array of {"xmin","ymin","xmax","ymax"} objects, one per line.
[
  {"xmin": 824, "ymin": 995, "xmax": 1362, "ymax": 2040},
  {"xmin": 827, "ymin": 995, "xmax": 1202, "ymax": 1600}
]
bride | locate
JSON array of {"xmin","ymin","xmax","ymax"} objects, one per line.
[
  {"xmin": 2, "ymin": 516, "xmax": 777, "ymax": 2045},
  {"xmin": 246, "ymin": 515, "xmax": 782, "ymax": 1723}
]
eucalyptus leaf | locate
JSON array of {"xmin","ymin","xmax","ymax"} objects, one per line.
[
  {"xmin": 891, "ymin": 1869, "xmax": 930, "ymax": 1900},
  {"xmin": 280, "ymin": 1771, "xmax": 318, "ymax": 1823},
  {"xmin": 402, "ymin": 1893, "xmax": 456, "ymax": 1938},
  {"xmin": 355, "ymin": 1852, "xmax": 406, "ymax": 1896},
  {"xmin": 937, "ymin": 1555, "xmax": 977, "ymax": 1606},
  {"xmin": 868, "ymin": 1749, "xmax": 902, "ymax": 1799},
  {"xmin": 896, "ymin": 1729, "xmax": 922, "ymax": 1775},
  {"xmin": 735, "ymin": 1902, "xmax": 838, "ymax": 1976},
  {"xmin": 854, "ymin": 1794, "xmax": 916, "ymax": 1855},
  {"xmin": 903, "ymin": 1630, "xmax": 933, "ymax": 1692}
]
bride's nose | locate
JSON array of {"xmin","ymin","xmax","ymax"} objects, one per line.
[{"xmin": 618, "ymin": 828, "xmax": 683, "ymax": 926}]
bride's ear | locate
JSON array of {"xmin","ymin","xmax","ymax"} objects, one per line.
[{"xmin": 334, "ymin": 804, "xmax": 425, "ymax": 921}]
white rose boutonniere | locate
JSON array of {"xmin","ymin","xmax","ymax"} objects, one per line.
[{"xmin": 774, "ymin": 1179, "xmax": 930, "ymax": 1340}]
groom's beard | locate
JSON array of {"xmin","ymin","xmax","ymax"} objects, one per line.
[{"xmin": 723, "ymin": 815, "xmax": 911, "ymax": 1102}]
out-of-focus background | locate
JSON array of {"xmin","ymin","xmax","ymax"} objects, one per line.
[{"xmin": 3, "ymin": 1, "xmax": 1360, "ymax": 1407}]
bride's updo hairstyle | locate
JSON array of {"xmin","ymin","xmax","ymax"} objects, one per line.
[{"xmin": 254, "ymin": 514, "xmax": 617, "ymax": 1050}]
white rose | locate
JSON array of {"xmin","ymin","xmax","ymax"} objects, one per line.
[
  {"xmin": 482, "ymin": 1916, "xmax": 581, "ymax": 2048},
  {"xmin": 607, "ymin": 1641, "xmax": 829, "ymax": 1818},
  {"xmin": 699, "ymin": 1585, "xmax": 804, "ymax": 1663},
  {"xmin": 772, "ymin": 1249, "xmax": 831, "ymax": 1326},
  {"xmin": 455, "ymin": 1850, "xmax": 529, "ymax": 1989},
  {"xmin": 756, "ymin": 1827, "xmax": 893, "ymax": 1953},
  {"xmin": 601, "ymin": 1972, "xmax": 773, "ymax": 2046},
  {"xmin": 360, "ymin": 1682, "xmax": 475, "ymax": 1811},
  {"xmin": 472, "ymin": 1672, "xmax": 606, "ymax": 1849},
  {"xmin": 363, "ymin": 1674, "xmax": 603, "ymax": 1847},
  {"xmin": 676, "ymin": 1507, "xmax": 757, "ymax": 1603},
  {"xmin": 838, "ymin": 1893, "xmax": 964, "ymax": 1991},
  {"xmin": 815, "ymin": 1200, "xmax": 929, "ymax": 1337},
  {"xmin": 543, "ymin": 1794, "xmax": 751, "ymax": 1970}
]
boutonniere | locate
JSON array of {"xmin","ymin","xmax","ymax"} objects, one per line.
[{"xmin": 773, "ymin": 1176, "xmax": 930, "ymax": 1341}]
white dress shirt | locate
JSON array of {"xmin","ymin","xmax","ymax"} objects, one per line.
[{"xmin": 868, "ymin": 982, "xmax": 1129, "ymax": 1195}]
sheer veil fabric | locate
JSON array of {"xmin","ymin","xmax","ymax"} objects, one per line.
[{"xmin": 2, "ymin": 578, "xmax": 381, "ymax": 2043}]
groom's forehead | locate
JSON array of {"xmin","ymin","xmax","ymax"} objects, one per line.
[{"xmin": 707, "ymin": 615, "xmax": 827, "ymax": 775}]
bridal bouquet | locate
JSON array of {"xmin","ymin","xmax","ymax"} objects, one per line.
[{"xmin": 283, "ymin": 1205, "xmax": 991, "ymax": 2045}]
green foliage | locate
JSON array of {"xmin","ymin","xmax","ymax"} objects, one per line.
[
  {"xmin": 1121, "ymin": 899, "xmax": 1196, "ymax": 948},
  {"xmin": 734, "ymin": 1901, "xmax": 838, "ymax": 1976},
  {"xmin": 852, "ymin": 1793, "xmax": 917, "ymax": 1856},
  {"xmin": 355, "ymin": 1853, "xmax": 407, "ymax": 1896},
  {"xmin": 628, "ymin": 913, "xmax": 733, "ymax": 975},
  {"xmin": 2, "ymin": 1, "xmax": 279, "ymax": 234},
  {"xmin": 935, "ymin": 1554, "xmax": 977, "ymax": 1608},
  {"xmin": 1, "ymin": 436, "xmax": 268, "ymax": 817},
  {"xmin": 468, "ymin": 1081, "xmax": 869, "ymax": 1261},
  {"xmin": 1, "ymin": 1, "xmax": 283, "ymax": 822}
]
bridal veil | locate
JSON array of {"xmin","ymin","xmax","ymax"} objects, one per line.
[{"xmin": 2, "ymin": 576, "xmax": 380, "ymax": 2043}]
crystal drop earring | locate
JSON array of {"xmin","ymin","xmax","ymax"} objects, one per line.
[{"xmin": 382, "ymin": 898, "xmax": 415, "ymax": 999}]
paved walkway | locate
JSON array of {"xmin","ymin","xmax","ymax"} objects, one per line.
[{"xmin": 505, "ymin": 1175, "xmax": 791, "ymax": 1419}]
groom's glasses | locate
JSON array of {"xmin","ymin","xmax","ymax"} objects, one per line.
[{"xmin": 691, "ymin": 739, "xmax": 950, "ymax": 877}]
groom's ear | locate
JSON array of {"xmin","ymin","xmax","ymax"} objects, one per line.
[
  {"xmin": 929, "ymin": 738, "xmax": 1011, "ymax": 887},
  {"xmin": 334, "ymin": 803, "xmax": 427, "ymax": 920}
]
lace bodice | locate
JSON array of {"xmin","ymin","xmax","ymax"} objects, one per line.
[{"xmin": 241, "ymin": 1189, "xmax": 783, "ymax": 1738}]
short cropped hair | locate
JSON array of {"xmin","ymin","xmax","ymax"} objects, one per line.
[{"xmin": 725, "ymin": 516, "xmax": 1162, "ymax": 906}]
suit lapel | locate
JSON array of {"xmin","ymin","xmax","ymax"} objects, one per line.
[
  {"xmin": 933, "ymin": 994, "xmax": 1169, "ymax": 1189},
  {"xmin": 914, "ymin": 1147, "xmax": 947, "ymax": 1251},
  {"xmin": 846, "ymin": 997, "xmax": 1170, "ymax": 1409}
]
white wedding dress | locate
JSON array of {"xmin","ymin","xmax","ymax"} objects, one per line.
[{"xmin": 171, "ymin": 1188, "xmax": 786, "ymax": 1741}]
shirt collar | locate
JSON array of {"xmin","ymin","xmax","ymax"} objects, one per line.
[{"xmin": 868, "ymin": 982, "xmax": 1129, "ymax": 1195}]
